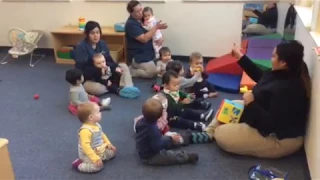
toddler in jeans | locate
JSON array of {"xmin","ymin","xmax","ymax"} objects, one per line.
[
  {"xmin": 72, "ymin": 102, "xmax": 116, "ymax": 173},
  {"xmin": 65, "ymin": 68, "xmax": 111, "ymax": 115},
  {"xmin": 143, "ymin": 6, "xmax": 162, "ymax": 58}
]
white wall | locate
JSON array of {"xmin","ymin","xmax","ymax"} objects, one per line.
[
  {"xmin": 0, "ymin": 1, "xmax": 243, "ymax": 57},
  {"xmin": 277, "ymin": 2, "xmax": 290, "ymax": 34},
  {"xmin": 295, "ymin": 14, "xmax": 320, "ymax": 179}
]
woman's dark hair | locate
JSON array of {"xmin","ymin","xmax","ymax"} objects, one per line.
[
  {"xmin": 162, "ymin": 70, "xmax": 179, "ymax": 85},
  {"xmin": 276, "ymin": 40, "xmax": 311, "ymax": 98},
  {"xmin": 143, "ymin": 6, "xmax": 153, "ymax": 14},
  {"xmin": 166, "ymin": 60, "xmax": 183, "ymax": 74},
  {"xmin": 65, "ymin": 68, "xmax": 82, "ymax": 85},
  {"xmin": 127, "ymin": 0, "xmax": 140, "ymax": 13},
  {"xmin": 84, "ymin": 21, "xmax": 102, "ymax": 37}
]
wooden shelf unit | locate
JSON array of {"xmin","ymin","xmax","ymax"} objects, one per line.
[{"xmin": 51, "ymin": 25, "xmax": 126, "ymax": 65}]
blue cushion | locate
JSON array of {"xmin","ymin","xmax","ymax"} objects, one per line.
[{"xmin": 119, "ymin": 86, "xmax": 140, "ymax": 99}]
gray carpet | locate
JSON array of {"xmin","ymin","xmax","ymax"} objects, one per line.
[{"xmin": 0, "ymin": 53, "xmax": 310, "ymax": 180}]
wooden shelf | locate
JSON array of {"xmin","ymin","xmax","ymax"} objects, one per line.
[{"xmin": 51, "ymin": 25, "xmax": 127, "ymax": 65}]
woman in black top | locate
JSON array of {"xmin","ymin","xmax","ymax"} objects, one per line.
[
  {"xmin": 243, "ymin": 2, "xmax": 278, "ymax": 35},
  {"xmin": 205, "ymin": 40, "xmax": 311, "ymax": 158}
]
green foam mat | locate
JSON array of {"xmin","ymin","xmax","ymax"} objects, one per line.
[
  {"xmin": 251, "ymin": 59, "xmax": 272, "ymax": 71},
  {"xmin": 251, "ymin": 33, "xmax": 283, "ymax": 40}
]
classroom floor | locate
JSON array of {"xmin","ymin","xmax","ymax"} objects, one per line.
[{"xmin": 0, "ymin": 52, "xmax": 310, "ymax": 180}]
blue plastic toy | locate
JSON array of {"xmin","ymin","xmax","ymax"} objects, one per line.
[
  {"xmin": 114, "ymin": 23, "xmax": 125, "ymax": 32},
  {"xmin": 248, "ymin": 165, "xmax": 288, "ymax": 180}
]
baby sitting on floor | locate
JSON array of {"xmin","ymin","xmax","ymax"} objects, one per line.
[
  {"xmin": 65, "ymin": 68, "xmax": 111, "ymax": 115},
  {"xmin": 185, "ymin": 52, "xmax": 218, "ymax": 99},
  {"xmin": 72, "ymin": 102, "xmax": 116, "ymax": 173},
  {"xmin": 134, "ymin": 93, "xmax": 183, "ymax": 144}
]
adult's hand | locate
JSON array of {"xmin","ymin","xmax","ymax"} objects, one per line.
[
  {"xmin": 243, "ymin": 92, "xmax": 254, "ymax": 106},
  {"xmin": 156, "ymin": 21, "xmax": 168, "ymax": 30},
  {"xmin": 231, "ymin": 44, "xmax": 244, "ymax": 60}
]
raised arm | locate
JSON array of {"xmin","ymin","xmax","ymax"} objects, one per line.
[{"xmin": 237, "ymin": 55, "xmax": 264, "ymax": 82}]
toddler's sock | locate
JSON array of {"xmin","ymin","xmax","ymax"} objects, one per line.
[{"xmin": 190, "ymin": 132, "xmax": 212, "ymax": 144}]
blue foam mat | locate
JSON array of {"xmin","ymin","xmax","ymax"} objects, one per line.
[{"xmin": 208, "ymin": 73, "xmax": 241, "ymax": 93}]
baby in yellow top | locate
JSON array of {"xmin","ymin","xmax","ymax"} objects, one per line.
[{"xmin": 72, "ymin": 102, "xmax": 116, "ymax": 173}]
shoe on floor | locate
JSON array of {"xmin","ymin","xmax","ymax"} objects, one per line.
[
  {"xmin": 119, "ymin": 86, "xmax": 140, "ymax": 99},
  {"xmin": 72, "ymin": 158, "xmax": 82, "ymax": 169}
]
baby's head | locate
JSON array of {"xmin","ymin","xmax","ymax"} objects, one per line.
[
  {"xmin": 93, "ymin": 53, "xmax": 107, "ymax": 69},
  {"xmin": 159, "ymin": 47, "xmax": 172, "ymax": 62},
  {"xmin": 65, "ymin": 68, "xmax": 83, "ymax": 86},
  {"xmin": 77, "ymin": 102, "xmax": 102, "ymax": 124},
  {"xmin": 143, "ymin": 6, "xmax": 153, "ymax": 22},
  {"xmin": 142, "ymin": 98, "xmax": 163, "ymax": 123},
  {"xmin": 162, "ymin": 70, "xmax": 180, "ymax": 92},
  {"xmin": 166, "ymin": 60, "xmax": 184, "ymax": 76},
  {"xmin": 190, "ymin": 52, "xmax": 204, "ymax": 71}
]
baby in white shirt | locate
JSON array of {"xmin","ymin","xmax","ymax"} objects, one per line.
[{"xmin": 143, "ymin": 6, "xmax": 163, "ymax": 59}]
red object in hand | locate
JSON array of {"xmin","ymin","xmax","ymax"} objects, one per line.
[
  {"xmin": 152, "ymin": 85, "xmax": 161, "ymax": 92},
  {"xmin": 34, "ymin": 94, "xmax": 39, "ymax": 100}
]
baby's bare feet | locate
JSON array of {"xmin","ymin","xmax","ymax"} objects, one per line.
[{"xmin": 208, "ymin": 92, "xmax": 218, "ymax": 98}]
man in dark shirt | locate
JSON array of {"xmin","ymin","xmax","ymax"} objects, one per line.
[
  {"xmin": 243, "ymin": 2, "xmax": 278, "ymax": 35},
  {"xmin": 135, "ymin": 98, "xmax": 199, "ymax": 166}
]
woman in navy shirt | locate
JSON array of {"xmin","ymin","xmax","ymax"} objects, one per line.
[
  {"xmin": 74, "ymin": 21, "xmax": 135, "ymax": 96},
  {"xmin": 125, "ymin": 0, "xmax": 167, "ymax": 78}
]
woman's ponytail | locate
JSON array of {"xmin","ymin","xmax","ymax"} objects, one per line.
[{"xmin": 300, "ymin": 61, "xmax": 311, "ymax": 99}]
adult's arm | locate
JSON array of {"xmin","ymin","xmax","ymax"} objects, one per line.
[
  {"xmin": 126, "ymin": 22, "xmax": 157, "ymax": 43},
  {"xmin": 237, "ymin": 55, "xmax": 264, "ymax": 82},
  {"xmin": 74, "ymin": 44, "xmax": 89, "ymax": 70},
  {"xmin": 100, "ymin": 42, "xmax": 119, "ymax": 72},
  {"xmin": 253, "ymin": 9, "xmax": 277, "ymax": 21}
]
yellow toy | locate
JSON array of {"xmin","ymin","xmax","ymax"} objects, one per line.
[
  {"xmin": 240, "ymin": 86, "xmax": 252, "ymax": 93},
  {"xmin": 192, "ymin": 66, "xmax": 203, "ymax": 72},
  {"xmin": 216, "ymin": 99, "xmax": 244, "ymax": 124}
]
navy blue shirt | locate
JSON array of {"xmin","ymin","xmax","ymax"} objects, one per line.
[
  {"xmin": 74, "ymin": 39, "xmax": 118, "ymax": 71},
  {"xmin": 125, "ymin": 16, "xmax": 155, "ymax": 63},
  {"xmin": 135, "ymin": 118, "xmax": 172, "ymax": 160}
]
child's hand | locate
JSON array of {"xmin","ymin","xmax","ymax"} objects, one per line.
[
  {"xmin": 94, "ymin": 159, "xmax": 103, "ymax": 168},
  {"xmin": 172, "ymin": 134, "xmax": 182, "ymax": 144},
  {"xmin": 107, "ymin": 81, "xmax": 112, "ymax": 87},
  {"xmin": 107, "ymin": 144, "xmax": 117, "ymax": 152},
  {"xmin": 181, "ymin": 98, "xmax": 192, "ymax": 104}
]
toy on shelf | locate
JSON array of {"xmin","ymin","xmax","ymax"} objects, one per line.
[
  {"xmin": 79, "ymin": 17, "xmax": 86, "ymax": 31},
  {"xmin": 57, "ymin": 46, "xmax": 74, "ymax": 60},
  {"xmin": 216, "ymin": 99, "xmax": 244, "ymax": 124},
  {"xmin": 240, "ymin": 86, "xmax": 252, "ymax": 93}
]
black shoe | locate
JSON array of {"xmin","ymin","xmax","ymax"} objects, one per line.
[
  {"xmin": 200, "ymin": 100, "xmax": 211, "ymax": 110},
  {"xmin": 202, "ymin": 109, "xmax": 214, "ymax": 122},
  {"xmin": 188, "ymin": 153, "xmax": 199, "ymax": 164},
  {"xmin": 194, "ymin": 122, "xmax": 205, "ymax": 131}
]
